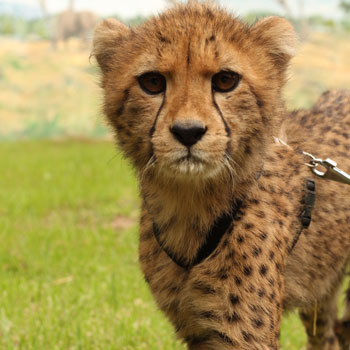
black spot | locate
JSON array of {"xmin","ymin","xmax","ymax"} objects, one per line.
[
  {"xmin": 225, "ymin": 250, "xmax": 235, "ymax": 260},
  {"xmin": 237, "ymin": 235, "xmax": 244, "ymax": 243},
  {"xmin": 229, "ymin": 294, "xmax": 240, "ymax": 306},
  {"xmin": 269, "ymin": 251, "xmax": 275, "ymax": 261},
  {"xmin": 185, "ymin": 334, "xmax": 210, "ymax": 346},
  {"xmin": 193, "ymin": 282, "xmax": 216, "ymax": 295},
  {"xmin": 257, "ymin": 99, "xmax": 264, "ymax": 108},
  {"xmin": 257, "ymin": 210, "xmax": 266, "ymax": 218},
  {"xmin": 244, "ymin": 144, "xmax": 252, "ymax": 154},
  {"xmin": 252, "ymin": 318, "xmax": 264, "ymax": 328},
  {"xmin": 275, "ymin": 238, "xmax": 282, "ymax": 249},
  {"xmin": 253, "ymin": 247, "xmax": 262, "ymax": 257},
  {"xmin": 249, "ymin": 198, "xmax": 260, "ymax": 205},
  {"xmin": 226, "ymin": 312, "xmax": 241, "ymax": 323},
  {"xmin": 244, "ymin": 223, "xmax": 254, "ymax": 230},
  {"xmin": 258, "ymin": 288, "xmax": 265, "ymax": 298},
  {"xmin": 234, "ymin": 276, "xmax": 242, "ymax": 286},
  {"xmin": 199, "ymin": 311, "xmax": 219, "ymax": 320},
  {"xmin": 214, "ymin": 331, "xmax": 237, "ymax": 346},
  {"xmin": 116, "ymin": 89, "xmax": 129, "ymax": 117},
  {"xmin": 159, "ymin": 35, "xmax": 171, "ymax": 44},
  {"xmin": 249, "ymin": 284, "xmax": 256, "ymax": 293},
  {"xmin": 243, "ymin": 266, "xmax": 252, "ymax": 276},
  {"xmin": 222, "ymin": 238, "xmax": 229, "ymax": 247},
  {"xmin": 259, "ymin": 232, "xmax": 268, "ymax": 241},
  {"xmin": 169, "ymin": 285, "xmax": 180, "ymax": 294},
  {"xmin": 259, "ymin": 264, "xmax": 268, "ymax": 276},
  {"xmin": 242, "ymin": 330, "xmax": 253, "ymax": 342},
  {"xmin": 217, "ymin": 267, "xmax": 229, "ymax": 280},
  {"xmin": 249, "ymin": 304, "xmax": 259, "ymax": 312}
]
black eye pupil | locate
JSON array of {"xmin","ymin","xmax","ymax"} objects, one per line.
[{"xmin": 221, "ymin": 76, "xmax": 228, "ymax": 83}]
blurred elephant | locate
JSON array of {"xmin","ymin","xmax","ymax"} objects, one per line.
[{"xmin": 53, "ymin": 10, "xmax": 99, "ymax": 47}]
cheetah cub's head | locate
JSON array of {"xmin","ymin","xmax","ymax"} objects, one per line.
[{"xmin": 93, "ymin": 2, "xmax": 296, "ymax": 184}]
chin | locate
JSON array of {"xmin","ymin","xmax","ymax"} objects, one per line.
[{"xmin": 158, "ymin": 153, "xmax": 226, "ymax": 182}]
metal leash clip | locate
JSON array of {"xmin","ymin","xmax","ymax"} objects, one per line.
[{"xmin": 303, "ymin": 152, "xmax": 350, "ymax": 185}]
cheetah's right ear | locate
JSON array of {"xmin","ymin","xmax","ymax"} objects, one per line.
[{"xmin": 92, "ymin": 19, "xmax": 131, "ymax": 73}]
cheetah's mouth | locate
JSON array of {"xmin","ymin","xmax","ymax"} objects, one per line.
[{"xmin": 165, "ymin": 150, "xmax": 222, "ymax": 177}]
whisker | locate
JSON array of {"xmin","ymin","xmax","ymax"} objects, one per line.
[{"xmin": 139, "ymin": 155, "xmax": 157, "ymax": 182}]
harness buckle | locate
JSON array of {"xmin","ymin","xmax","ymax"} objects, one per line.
[{"xmin": 303, "ymin": 152, "xmax": 350, "ymax": 185}]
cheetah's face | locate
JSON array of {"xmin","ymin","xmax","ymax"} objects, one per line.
[{"xmin": 93, "ymin": 4, "xmax": 296, "ymax": 183}]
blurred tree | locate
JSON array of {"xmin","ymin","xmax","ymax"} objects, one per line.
[
  {"xmin": 53, "ymin": 8, "xmax": 98, "ymax": 47},
  {"xmin": 340, "ymin": 0, "xmax": 350, "ymax": 14},
  {"xmin": 276, "ymin": 0, "xmax": 308, "ymax": 39},
  {"xmin": 69, "ymin": 0, "xmax": 75, "ymax": 11},
  {"xmin": 277, "ymin": 0, "xmax": 293, "ymax": 17},
  {"xmin": 39, "ymin": 0, "xmax": 48, "ymax": 16}
]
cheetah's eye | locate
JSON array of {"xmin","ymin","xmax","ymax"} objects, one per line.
[
  {"xmin": 138, "ymin": 72, "xmax": 166, "ymax": 95},
  {"xmin": 212, "ymin": 71, "xmax": 240, "ymax": 93}
]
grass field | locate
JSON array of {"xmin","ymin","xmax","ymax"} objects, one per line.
[{"xmin": 0, "ymin": 140, "xmax": 309, "ymax": 349}]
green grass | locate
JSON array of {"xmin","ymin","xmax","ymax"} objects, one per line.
[{"xmin": 0, "ymin": 140, "xmax": 307, "ymax": 349}]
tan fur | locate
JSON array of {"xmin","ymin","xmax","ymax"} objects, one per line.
[{"xmin": 92, "ymin": 2, "xmax": 350, "ymax": 349}]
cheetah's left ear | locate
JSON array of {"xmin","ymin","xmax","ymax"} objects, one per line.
[{"xmin": 250, "ymin": 17, "xmax": 297, "ymax": 71}]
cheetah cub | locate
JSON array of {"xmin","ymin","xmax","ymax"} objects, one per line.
[{"xmin": 93, "ymin": 2, "xmax": 350, "ymax": 349}]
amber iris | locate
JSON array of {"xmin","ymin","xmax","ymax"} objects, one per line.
[
  {"xmin": 138, "ymin": 72, "xmax": 166, "ymax": 95},
  {"xmin": 212, "ymin": 71, "xmax": 240, "ymax": 93}
]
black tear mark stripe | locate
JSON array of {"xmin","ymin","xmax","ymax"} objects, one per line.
[
  {"xmin": 116, "ymin": 89, "xmax": 130, "ymax": 117},
  {"xmin": 148, "ymin": 96, "xmax": 166, "ymax": 159},
  {"xmin": 211, "ymin": 92, "xmax": 231, "ymax": 136},
  {"xmin": 149, "ymin": 96, "xmax": 166, "ymax": 137}
]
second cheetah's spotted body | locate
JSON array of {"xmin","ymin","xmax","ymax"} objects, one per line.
[{"xmin": 93, "ymin": 2, "xmax": 350, "ymax": 349}]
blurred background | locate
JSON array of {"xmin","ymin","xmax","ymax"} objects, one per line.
[
  {"xmin": 0, "ymin": 1, "xmax": 349, "ymax": 349},
  {"xmin": 0, "ymin": 0, "xmax": 349, "ymax": 139}
]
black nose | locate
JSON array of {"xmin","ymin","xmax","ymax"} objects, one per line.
[{"xmin": 170, "ymin": 121, "xmax": 207, "ymax": 147}]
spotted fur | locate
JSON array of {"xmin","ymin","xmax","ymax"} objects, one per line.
[{"xmin": 92, "ymin": 2, "xmax": 350, "ymax": 349}]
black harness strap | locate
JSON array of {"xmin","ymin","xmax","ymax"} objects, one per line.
[
  {"xmin": 152, "ymin": 176, "xmax": 316, "ymax": 267},
  {"xmin": 289, "ymin": 178, "xmax": 316, "ymax": 252},
  {"xmin": 153, "ymin": 199, "xmax": 244, "ymax": 269}
]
